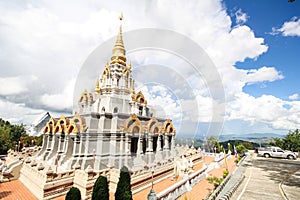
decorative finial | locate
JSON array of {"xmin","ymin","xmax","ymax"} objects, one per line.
[
  {"xmin": 110, "ymin": 12, "xmax": 126, "ymax": 65},
  {"xmin": 119, "ymin": 12, "xmax": 123, "ymax": 21},
  {"xmin": 128, "ymin": 61, "xmax": 131, "ymax": 69}
]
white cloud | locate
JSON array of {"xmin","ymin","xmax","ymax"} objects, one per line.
[
  {"xmin": 40, "ymin": 79, "xmax": 75, "ymax": 111},
  {"xmin": 289, "ymin": 93, "xmax": 298, "ymax": 100},
  {"xmin": 0, "ymin": 75, "xmax": 37, "ymax": 95},
  {"xmin": 227, "ymin": 93, "xmax": 300, "ymax": 130},
  {"xmin": 272, "ymin": 17, "xmax": 300, "ymax": 36},
  {"xmin": 207, "ymin": 25, "xmax": 268, "ymax": 67},
  {"xmin": 235, "ymin": 9, "xmax": 248, "ymax": 25},
  {"xmin": 0, "ymin": 98, "xmax": 45, "ymax": 125},
  {"xmin": 243, "ymin": 66, "xmax": 284, "ymax": 84}
]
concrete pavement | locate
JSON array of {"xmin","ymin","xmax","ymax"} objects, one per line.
[{"xmin": 231, "ymin": 154, "xmax": 300, "ymax": 200}]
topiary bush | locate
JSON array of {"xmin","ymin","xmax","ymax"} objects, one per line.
[
  {"xmin": 92, "ymin": 175, "xmax": 109, "ymax": 200},
  {"xmin": 223, "ymin": 169, "xmax": 229, "ymax": 178},
  {"xmin": 65, "ymin": 187, "xmax": 81, "ymax": 200},
  {"xmin": 115, "ymin": 166, "xmax": 132, "ymax": 200}
]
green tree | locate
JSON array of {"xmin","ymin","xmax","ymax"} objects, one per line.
[
  {"xmin": 235, "ymin": 144, "xmax": 247, "ymax": 157},
  {"xmin": 269, "ymin": 137, "xmax": 284, "ymax": 148},
  {"xmin": 207, "ymin": 137, "xmax": 221, "ymax": 153},
  {"xmin": 207, "ymin": 176, "xmax": 223, "ymax": 189},
  {"xmin": 10, "ymin": 124, "xmax": 26, "ymax": 142},
  {"xmin": 241, "ymin": 141, "xmax": 253, "ymax": 150},
  {"xmin": 0, "ymin": 118, "xmax": 28, "ymax": 154},
  {"xmin": 269, "ymin": 129, "xmax": 300, "ymax": 152},
  {"xmin": 92, "ymin": 175, "xmax": 109, "ymax": 200},
  {"xmin": 282, "ymin": 129, "xmax": 300, "ymax": 151},
  {"xmin": 115, "ymin": 166, "xmax": 132, "ymax": 200},
  {"xmin": 0, "ymin": 126, "xmax": 12, "ymax": 154},
  {"xmin": 65, "ymin": 187, "xmax": 81, "ymax": 200}
]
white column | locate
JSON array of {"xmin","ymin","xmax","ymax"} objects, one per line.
[
  {"xmin": 142, "ymin": 105, "xmax": 147, "ymax": 116},
  {"xmin": 57, "ymin": 134, "xmax": 63, "ymax": 153},
  {"xmin": 46, "ymin": 134, "xmax": 52, "ymax": 150},
  {"xmin": 124, "ymin": 134, "xmax": 130, "ymax": 155},
  {"xmin": 73, "ymin": 136, "xmax": 80, "ymax": 156},
  {"xmin": 164, "ymin": 134, "xmax": 169, "ymax": 150},
  {"xmin": 137, "ymin": 134, "xmax": 143, "ymax": 154},
  {"xmin": 146, "ymin": 134, "xmax": 153, "ymax": 153},
  {"xmin": 171, "ymin": 135, "xmax": 175, "ymax": 150},
  {"xmin": 119, "ymin": 134, "xmax": 124, "ymax": 155},
  {"xmin": 158, "ymin": 135, "xmax": 162, "ymax": 151}
]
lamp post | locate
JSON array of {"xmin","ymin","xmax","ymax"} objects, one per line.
[
  {"xmin": 151, "ymin": 167, "xmax": 154, "ymax": 189},
  {"xmin": 223, "ymin": 147, "xmax": 228, "ymax": 171},
  {"xmin": 92, "ymin": 149, "xmax": 96, "ymax": 171},
  {"xmin": 147, "ymin": 166, "xmax": 157, "ymax": 200},
  {"xmin": 202, "ymin": 142, "xmax": 206, "ymax": 165}
]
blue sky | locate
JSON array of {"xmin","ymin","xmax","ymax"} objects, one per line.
[
  {"xmin": 225, "ymin": 0, "xmax": 300, "ymax": 100},
  {"xmin": 0, "ymin": 0, "xmax": 299, "ymax": 136}
]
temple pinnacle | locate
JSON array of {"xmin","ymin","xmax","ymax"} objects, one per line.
[{"xmin": 110, "ymin": 12, "xmax": 126, "ymax": 65}]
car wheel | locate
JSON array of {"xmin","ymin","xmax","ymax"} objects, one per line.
[
  {"xmin": 264, "ymin": 154, "xmax": 270, "ymax": 158},
  {"xmin": 287, "ymin": 155, "xmax": 294, "ymax": 160}
]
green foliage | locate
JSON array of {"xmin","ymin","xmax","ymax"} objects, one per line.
[
  {"xmin": 269, "ymin": 137, "xmax": 284, "ymax": 148},
  {"xmin": 283, "ymin": 129, "xmax": 300, "ymax": 151},
  {"xmin": 92, "ymin": 175, "xmax": 109, "ymax": 200},
  {"xmin": 115, "ymin": 166, "xmax": 132, "ymax": 200},
  {"xmin": 0, "ymin": 125, "xmax": 12, "ymax": 154},
  {"xmin": 65, "ymin": 187, "xmax": 81, "ymax": 200},
  {"xmin": 223, "ymin": 169, "xmax": 229, "ymax": 179},
  {"xmin": 207, "ymin": 137, "xmax": 221, "ymax": 153},
  {"xmin": 207, "ymin": 176, "xmax": 223, "ymax": 188},
  {"xmin": 269, "ymin": 129, "xmax": 300, "ymax": 151},
  {"xmin": 0, "ymin": 118, "xmax": 43, "ymax": 154},
  {"xmin": 0, "ymin": 118, "xmax": 25, "ymax": 154},
  {"xmin": 235, "ymin": 144, "xmax": 247, "ymax": 157},
  {"xmin": 241, "ymin": 141, "xmax": 253, "ymax": 150}
]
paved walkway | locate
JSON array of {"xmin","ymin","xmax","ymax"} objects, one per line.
[
  {"xmin": 133, "ymin": 156, "xmax": 215, "ymax": 200},
  {"xmin": 0, "ymin": 180, "xmax": 37, "ymax": 200},
  {"xmin": 215, "ymin": 155, "xmax": 250, "ymax": 199},
  {"xmin": 282, "ymin": 168, "xmax": 300, "ymax": 200},
  {"xmin": 178, "ymin": 156, "xmax": 237, "ymax": 200},
  {"xmin": 231, "ymin": 155, "xmax": 300, "ymax": 200}
]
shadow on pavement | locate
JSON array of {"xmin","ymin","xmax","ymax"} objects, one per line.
[{"xmin": 252, "ymin": 157, "xmax": 300, "ymax": 188}]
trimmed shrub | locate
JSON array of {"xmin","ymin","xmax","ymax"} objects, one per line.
[
  {"xmin": 92, "ymin": 175, "xmax": 109, "ymax": 200},
  {"xmin": 223, "ymin": 169, "xmax": 229, "ymax": 178},
  {"xmin": 65, "ymin": 187, "xmax": 81, "ymax": 200},
  {"xmin": 115, "ymin": 166, "xmax": 132, "ymax": 200}
]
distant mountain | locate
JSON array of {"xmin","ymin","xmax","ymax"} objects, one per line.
[
  {"xmin": 218, "ymin": 133, "xmax": 284, "ymax": 142},
  {"xmin": 176, "ymin": 133, "xmax": 284, "ymax": 141}
]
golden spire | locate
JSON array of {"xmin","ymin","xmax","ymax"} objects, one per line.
[
  {"xmin": 128, "ymin": 61, "xmax": 131, "ymax": 69},
  {"xmin": 110, "ymin": 12, "xmax": 126, "ymax": 65},
  {"xmin": 94, "ymin": 79, "xmax": 100, "ymax": 94}
]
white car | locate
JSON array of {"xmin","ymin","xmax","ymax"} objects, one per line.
[{"xmin": 257, "ymin": 146, "xmax": 297, "ymax": 160}]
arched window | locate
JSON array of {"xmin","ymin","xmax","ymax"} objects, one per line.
[
  {"xmin": 113, "ymin": 107, "xmax": 118, "ymax": 113},
  {"xmin": 133, "ymin": 126, "xmax": 139, "ymax": 133}
]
